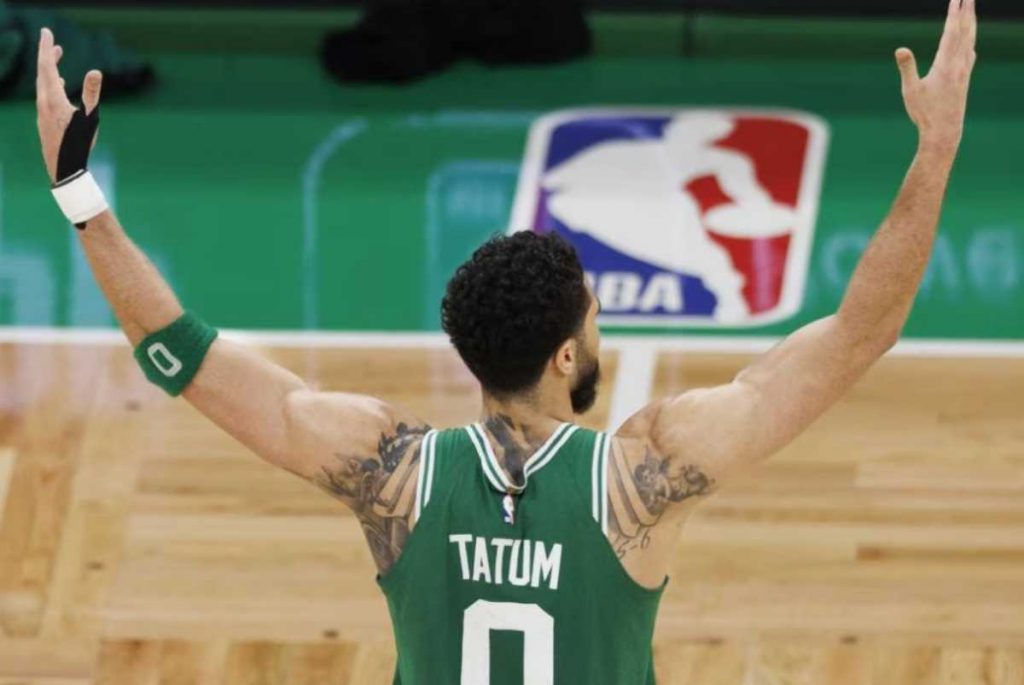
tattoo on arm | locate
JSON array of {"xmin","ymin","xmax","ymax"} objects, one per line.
[
  {"xmin": 607, "ymin": 442, "xmax": 714, "ymax": 560},
  {"xmin": 311, "ymin": 422, "xmax": 431, "ymax": 575}
]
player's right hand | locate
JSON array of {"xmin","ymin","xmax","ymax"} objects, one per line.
[
  {"xmin": 35, "ymin": 28, "xmax": 103, "ymax": 184},
  {"xmin": 895, "ymin": 0, "xmax": 977, "ymax": 156}
]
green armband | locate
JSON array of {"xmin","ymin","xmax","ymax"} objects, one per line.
[{"xmin": 133, "ymin": 312, "xmax": 218, "ymax": 396}]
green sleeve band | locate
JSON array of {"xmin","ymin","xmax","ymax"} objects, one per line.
[{"xmin": 133, "ymin": 312, "xmax": 218, "ymax": 396}]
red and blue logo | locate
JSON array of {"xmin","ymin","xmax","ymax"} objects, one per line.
[{"xmin": 509, "ymin": 109, "xmax": 829, "ymax": 327}]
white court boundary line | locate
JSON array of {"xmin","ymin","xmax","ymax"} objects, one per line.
[
  {"xmin": 0, "ymin": 449, "xmax": 15, "ymax": 531},
  {"xmin": 1, "ymin": 326, "xmax": 1022, "ymax": 430},
  {"xmin": 0, "ymin": 326, "xmax": 1022, "ymax": 358},
  {"xmin": 607, "ymin": 343, "xmax": 660, "ymax": 430}
]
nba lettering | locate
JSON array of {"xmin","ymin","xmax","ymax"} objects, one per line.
[
  {"xmin": 509, "ymin": 108, "xmax": 830, "ymax": 327},
  {"xmin": 449, "ymin": 534, "xmax": 563, "ymax": 590},
  {"xmin": 585, "ymin": 271, "xmax": 683, "ymax": 314}
]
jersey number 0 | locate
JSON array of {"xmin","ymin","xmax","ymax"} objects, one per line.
[{"xmin": 461, "ymin": 600, "xmax": 554, "ymax": 685}]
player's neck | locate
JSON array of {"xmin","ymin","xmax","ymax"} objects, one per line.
[
  {"xmin": 480, "ymin": 391, "xmax": 573, "ymax": 459},
  {"xmin": 478, "ymin": 395, "xmax": 572, "ymax": 483},
  {"xmin": 481, "ymin": 385, "xmax": 573, "ymax": 428}
]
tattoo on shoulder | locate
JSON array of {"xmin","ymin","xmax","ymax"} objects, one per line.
[
  {"xmin": 312, "ymin": 422, "xmax": 431, "ymax": 575},
  {"xmin": 607, "ymin": 442, "xmax": 714, "ymax": 560}
]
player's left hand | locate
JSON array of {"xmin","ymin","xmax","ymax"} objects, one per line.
[
  {"xmin": 35, "ymin": 27, "xmax": 103, "ymax": 184},
  {"xmin": 895, "ymin": 0, "xmax": 978, "ymax": 156}
]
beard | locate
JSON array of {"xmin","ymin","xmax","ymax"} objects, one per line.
[{"xmin": 570, "ymin": 354, "xmax": 601, "ymax": 415}]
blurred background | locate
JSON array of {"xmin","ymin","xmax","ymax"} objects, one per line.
[
  {"xmin": 1, "ymin": 2, "xmax": 1023, "ymax": 684},
  {"xmin": 0, "ymin": 0, "xmax": 1021, "ymax": 335}
]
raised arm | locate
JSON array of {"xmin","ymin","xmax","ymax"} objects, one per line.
[
  {"xmin": 34, "ymin": 28, "xmax": 428, "ymax": 574},
  {"xmin": 623, "ymin": 0, "xmax": 978, "ymax": 486}
]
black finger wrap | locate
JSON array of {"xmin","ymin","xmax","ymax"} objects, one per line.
[{"xmin": 55, "ymin": 107, "xmax": 100, "ymax": 185}]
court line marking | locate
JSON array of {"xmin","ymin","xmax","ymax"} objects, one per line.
[
  {"xmin": 607, "ymin": 342, "xmax": 659, "ymax": 431},
  {"xmin": 301, "ymin": 119, "xmax": 369, "ymax": 330},
  {"xmin": 1, "ymin": 327, "xmax": 1021, "ymax": 432},
  {"xmin": 1, "ymin": 326, "xmax": 1022, "ymax": 357},
  {"xmin": 0, "ymin": 449, "xmax": 15, "ymax": 530}
]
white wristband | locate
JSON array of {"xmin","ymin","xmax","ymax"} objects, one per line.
[{"xmin": 51, "ymin": 171, "xmax": 109, "ymax": 225}]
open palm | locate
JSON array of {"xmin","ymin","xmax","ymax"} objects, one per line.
[
  {"xmin": 896, "ymin": 0, "xmax": 978, "ymax": 154},
  {"xmin": 35, "ymin": 27, "xmax": 103, "ymax": 183}
]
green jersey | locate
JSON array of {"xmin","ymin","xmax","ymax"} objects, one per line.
[{"xmin": 379, "ymin": 423, "xmax": 666, "ymax": 685}]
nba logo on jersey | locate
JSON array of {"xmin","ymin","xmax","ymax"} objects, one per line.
[{"xmin": 508, "ymin": 109, "xmax": 830, "ymax": 327}]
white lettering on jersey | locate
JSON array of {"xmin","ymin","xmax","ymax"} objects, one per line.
[
  {"xmin": 472, "ymin": 536, "xmax": 493, "ymax": 583},
  {"xmin": 449, "ymin": 535, "xmax": 563, "ymax": 591},
  {"xmin": 449, "ymin": 534, "xmax": 473, "ymax": 580},
  {"xmin": 508, "ymin": 540, "xmax": 531, "ymax": 587},
  {"xmin": 531, "ymin": 541, "xmax": 563, "ymax": 591},
  {"xmin": 491, "ymin": 538, "xmax": 514, "ymax": 585}
]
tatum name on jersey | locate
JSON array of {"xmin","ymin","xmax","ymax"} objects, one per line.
[{"xmin": 379, "ymin": 423, "xmax": 665, "ymax": 685}]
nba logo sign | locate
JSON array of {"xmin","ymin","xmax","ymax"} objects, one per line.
[{"xmin": 508, "ymin": 109, "xmax": 829, "ymax": 327}]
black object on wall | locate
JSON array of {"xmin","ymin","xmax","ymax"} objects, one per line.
[{"xmin": 320, "ymin": 0, "xmax": 592, "ymax": 83}]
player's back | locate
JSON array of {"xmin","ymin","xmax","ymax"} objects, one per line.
[{"xmin": 379, "ymin": 424, "xmax": 665, "ymax": 685}]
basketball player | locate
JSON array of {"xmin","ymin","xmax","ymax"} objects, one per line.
[{"xmin": 34, "ymin": 1, "xmax": 977, "ymax": 682}]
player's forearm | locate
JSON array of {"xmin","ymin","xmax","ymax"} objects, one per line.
[
  {"xmin": 77, "ymin": 210, "xmax": 184, "ymax": 345},
  {"xmin": 79, "ymin": 210, "xmax": 311, "ymax": 465},
  {"xmin": 836, "ymin": 141, "xmax": 957, "ymax": 349}
]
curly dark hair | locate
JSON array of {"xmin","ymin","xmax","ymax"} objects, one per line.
[{"xmin": 442, "ymin": 232, "xmax": 591, "ymax": 396}]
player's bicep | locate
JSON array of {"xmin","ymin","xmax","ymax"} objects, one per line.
[
  {"xmin": 182, "ymin": 339, "xmax": 430, "ymax": 512},
  {"xmin": 283, "ymin": 391, "xmax": 428, "ymax": 484},
  {"xmin": 727, "ymin": 316, "xmax": 883, "ymax": 457},
  {"xmin": 285, "ymin": 393, "xmax": 431, "ymax": 573},
  {"xmin": 605, "ymin": 434, "xmax": 716, "ymax": 560},
  {"xmin": 182, "ymin": 337, "xmax": 309, "ymax": 467},
  {"xmin": 648, "ymin": 316, "xmax": 884, "ymax": 482}
]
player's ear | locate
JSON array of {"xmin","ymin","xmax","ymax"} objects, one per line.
[{"xmin": 553, "ymin": 338, "xmax": 577, "ymax": 378}]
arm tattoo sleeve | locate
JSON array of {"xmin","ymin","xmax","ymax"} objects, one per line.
[
  {"xmin": 311, "ymin": 422, "xmax": 431, "ymax": 575},
  {"xmin": 607, "ymin": 442, "xmax": 714, "ymax": 560}
]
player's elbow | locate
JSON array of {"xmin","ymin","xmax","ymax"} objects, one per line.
[
  {"xmin": 836, "ymin": 315, "xmax": 901, "ymax": 362},
  {"xmin": 877, "ymin": 325, "xmax": 902, "ymax": 354},
  {"xmin": 276, "ymin": 388, "xmax": 325, "ymax": 474},
  {"xmin": 863, "ymin": 327, "xmax": 901, "ymax": 361},
  {"xmin": 864, "ymin": 314, "xmax": 903, "ymax": 356}
]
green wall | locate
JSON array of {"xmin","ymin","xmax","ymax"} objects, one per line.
[{"xmin": 0, "ymin": 12, "xmax": 1021, "ymax": 337}]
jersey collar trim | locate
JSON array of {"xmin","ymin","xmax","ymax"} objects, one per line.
[
  {"xmin": 465, "ymin": 423, "xmax": 579, "ymax": 494},
  {"xmin": 466, "ymin": 425, "xmax": 508, "ymax": 493}
]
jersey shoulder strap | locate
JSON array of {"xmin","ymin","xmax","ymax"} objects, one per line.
[
  {"xmin": 412, "ymin": 427, "xmax": 469, "ymax": 523},
  {"xmin": 560, "ymin": 427, "xmax": 612, "ymax": 534},
  {"xmin": 586, "ymin": 429, "xmax": 612, "ymax": 534}
]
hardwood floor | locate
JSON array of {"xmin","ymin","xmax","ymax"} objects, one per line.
[{"xmin": 1, "ymin": 341, "xmax": 1022, "ymax": 684}]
